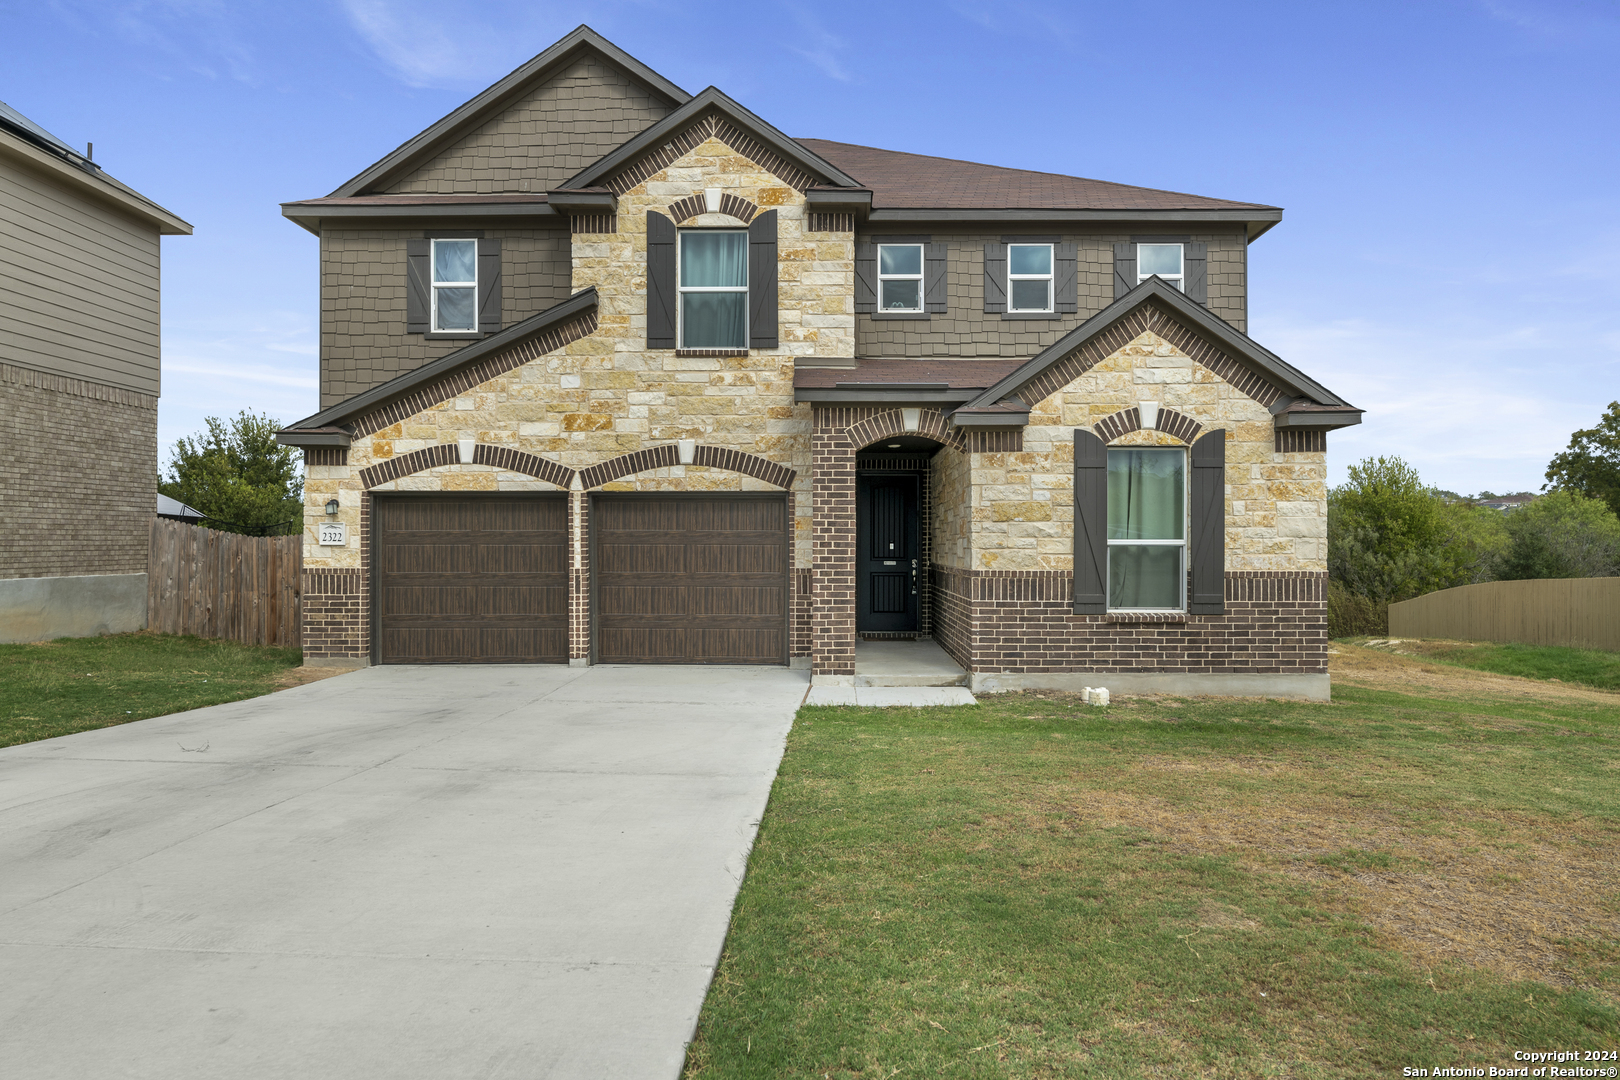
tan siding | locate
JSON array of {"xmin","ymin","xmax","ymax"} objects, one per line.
[
  {"xmin": 855, "ymin": 230, "xmax": 1246, "ymax": 358},
  {"xmin": 386, "ymin": 56, "xmax": 674, "ymax": 195},
  {"xmin": 0, "ymin": 155, "xmax": 162, "ymax": 395},
  {"xmin": 319, "ymin": 227, "xmax": 572, "ymax": 407}
]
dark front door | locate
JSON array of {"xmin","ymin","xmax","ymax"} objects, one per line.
[
  {"xmin": 593, "ymin": 493, "xmax": 788, "ymax": 664},
  {"xmin": 374, "ymin": 494, "xmax": 568, "ymax": 663},
  {"xmin": 856, "ymin": 474, "xmax": 920, "ymax": 634}
]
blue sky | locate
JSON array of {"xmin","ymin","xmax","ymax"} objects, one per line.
[{"xmin": 6, "ymin": 0, "xmax": 1617, "ymax": 495}]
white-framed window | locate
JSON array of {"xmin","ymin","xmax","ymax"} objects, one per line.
[
  {"xmin": 678, "ymin": 230, "xmax": 748, "ymax": 349},
  {"xmin": 431, "ymin": 238, "xmax": 478, "ymax": 332},
  {"xmin": 1137, "ymin": 243, "xmax": 1184, "ymax": 291},
  {"xmin": 1007, "ymin": 243, "xmax": 1053, "ymax": 312},
  {"xmin": 1107, "ymin": 447, "xmax": 1186, "ymax": 610},
  {"xmin": 877, "ymin": 243, "xmax": 924, "ymax": 312}
]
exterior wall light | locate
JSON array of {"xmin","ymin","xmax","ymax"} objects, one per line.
[{"xmin": 325, "ymin": 498, "xmax": 340, "ymax": 516}]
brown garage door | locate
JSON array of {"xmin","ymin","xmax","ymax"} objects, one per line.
[
  {"xmin": 375, "ymin": 495, "xmax": 567, "ymax": 664},
  {"xmin": 594, "ymin": 494, "xmax": 787, "ymax": 665}
]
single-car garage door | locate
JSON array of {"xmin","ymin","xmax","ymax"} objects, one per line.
[
  {"xmin": 594, "ymin": 493, "xmax": 787, "ymax": 665},
  {"xmin": 375, "ymin": 494, "xmax": 567, "ymax": 663}
]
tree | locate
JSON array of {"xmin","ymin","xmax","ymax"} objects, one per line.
[
  {"xmin": 1545, "ymin": 401, "xmax": 1620, "ymax": 518},
  {"xmin": 1494, "ymin": 490, "xmax": 1620, "ymax": 580},
  {"xmin": 160, "ymin": 412, "xmax": 303, "ymax": 536}
]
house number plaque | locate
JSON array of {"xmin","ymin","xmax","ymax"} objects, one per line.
[{"xmin": 317, "ymin": 522, "xmax": 347, "ymax": 546}]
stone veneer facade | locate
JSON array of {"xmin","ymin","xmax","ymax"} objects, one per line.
[{"xmin": 298, "ymin": 131, "xmax": 1330, "ymax": 693}]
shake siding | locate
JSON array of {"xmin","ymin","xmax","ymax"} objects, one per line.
[
  {"xmin": 386, "ymin": 56, "xmax": 676, "ymax": 195},
  {"xmin": 319, "ymin": 227, "xmax": 572, "ymax": 407},
  {"xmin": 0, "ymin": 155, "xmax": 161, "ymax": 395},
  {"xmin": 855, "ymin": 230, "xmax": 1246, "ymax": 357}
]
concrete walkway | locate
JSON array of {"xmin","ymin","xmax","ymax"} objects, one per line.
[
  {"xmin": 0, "ymin": 663, "xmax": 809, "ymax": 1079},
  {"xmin": 804, "ymin": 639, "xmax": 978, "ymax": 706}
]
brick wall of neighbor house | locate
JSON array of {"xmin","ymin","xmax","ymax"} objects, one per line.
[
  {"xmin": 854, "ymin": 229, "xmax": 1246, "ymax": 358},
  {"xmin": 386, "ymin": 56, "xmax": 676, "ymax": 195},
  {"xmin": 0, "ymin": 362, "xmax": 156, "ymax": 579},
  {"xmin": 319, "ymin": 227, "xmax": 573, "ymax": 407},
  {"xmin": 302, "ymin": 135, "xmax": 853, "ymax": 657}
]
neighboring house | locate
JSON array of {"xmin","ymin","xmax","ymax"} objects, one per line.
[
  {"xmin": 276, "ymin": 25, "xmax": 1360, "ymax": 697},
  {"xmin": 0, "ymin": 100, "xmax": 191, "ymax": 644},
  {"xmin": 1479, "ymin": 493, "xmax": 1535, "ymax": 512},
  {"xmin": 156, "ymin": 493, "xmax": 206, "ymax": 524}
]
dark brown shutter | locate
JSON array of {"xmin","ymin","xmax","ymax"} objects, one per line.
[
  {"xmin": 405, "ymin": 239, "xmax": 430, "ymax": 334},
  {"xmin": 1189, "ymin": 429, "xmax": 1226, "ymax": 614},
  {"xmin": 1073, "ymin": 428, "xmax": 1107, "ymax": 614},
  {"xmin": 476, "ymin": 238, "xmax": 501, "ymax": 333},
  {"xmin": 925, "ymin": 242, "xmax": 947, "ymax": 313},
  {"xmin": 983, "ymin": 242, "xmax": 1006, "ymax": 313},
  {"xmin": 1055, "ymin": 241, "xmax": 1078, "ymax": 313},
  {"xmin": 1184, "ymin": 241, "xmax": 1207, "ymax": 305},
  {"xmin": 749, "ymin": 209, "xmax": 778, "ymax": 349},
  {"xmin": 1113, "ymin": 241, "xmax": 1136, "ymax": 300},
  {"xmin": 646, "ymin": 211, "xmax": 676, "ymax": 349},
  {"xmin": 855, "ymin": 242, "xmax": 876, "ymax": 313}
]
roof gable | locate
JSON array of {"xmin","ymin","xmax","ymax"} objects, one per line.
[
  {"xmin": 965, "ymin": 277, "xmax": 1357, "ymax": 418},
  {"xmin": 331, "ymin": 26, "xmax": 689, "ymax": 198},
  {"xmin": 557, "ymin": 87, "xmax": 862, "ymax": 195}
]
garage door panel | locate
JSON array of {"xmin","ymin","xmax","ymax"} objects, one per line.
[
  {"xmin": 594, "ymin": 495, "xmax": 787, "ymax": 665},
  {"xmin": 376, "ymin": 496, "xmax": 567, "ymax": 664}
]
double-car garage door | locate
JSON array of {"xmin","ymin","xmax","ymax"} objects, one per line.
[{"xmin": 374, "ymin": 493, "xmax": 786, "ymax": 665}]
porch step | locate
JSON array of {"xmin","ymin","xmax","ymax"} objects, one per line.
[{"xmin": 853, "ymin": 638, "xmax": 968, "ymax": 688}]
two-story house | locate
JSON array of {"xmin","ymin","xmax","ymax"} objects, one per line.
[
  {"xmin": 0, "ymin": 100, "xmax": 190, "ymax": 643},
  {"xmin": 277, "ymin": 25, "xmax": 1359, "ymax": 698}
]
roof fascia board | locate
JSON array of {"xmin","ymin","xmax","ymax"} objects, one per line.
[
  {"xmin": 543, "ymin": 189, "xmax": 617, "ymax": 212},
  {"xmin": 866, "ymin": 208, "xmax": 1281, "ymax": 226},
  {"xmin": 276, "ymin": 430, "xmax": 352, "ymax": 448},
  {"xmin": 1276, "ymin": 411, "xmax": 1364, "ymax": 429},
  {"xmin": 966, "ymin": 277, "xmax": 1348, "ymax": 411},
  {"xmin": 279, "ymin": 201, "xmax": 559, "ymax": 231},
  {"xmin": 0, "ymin": 130, "xmax": 192, "ymax": 234},
  {"xmin": 948, "ymin": 413, "xmax": 1030, "ymax": 428},
  {"xmin": 794, "ymin": 388, "xmax": 976, "ymax": 405},
  {"xmin": 558, "ymin": 86, "xmax": 862, "ymax": 191},
  {"xmin": 330, "ymin": 26, "xmax": 689, "ymax": 198},
  {"xmin": 282, "ymin": 288, "xmax": 598, "ymax": 431}
]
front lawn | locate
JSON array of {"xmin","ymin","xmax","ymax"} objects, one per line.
[
  {"xmin": 684, "ymin": 645, "xmax": 1620, "ymax": 1078},
  {"xmin": 1355, "ymin": 637, "xmax": 1620, "ymax": 691},
  {"xmin": 0, "ymin": 632, "xmax": 308, "ymax": 748}
]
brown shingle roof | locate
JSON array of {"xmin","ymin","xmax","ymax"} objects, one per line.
[{"xmin": 796, "ymin": 139, "xmax": 1277, "ymax": 213}]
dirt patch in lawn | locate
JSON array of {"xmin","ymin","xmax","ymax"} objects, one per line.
[
  {"xmin": 271, "ymin": 665, "xmax": 358, "ymax": 691},
  {"xmin": 1075, "ymin": 781, "xmax": 1619, "ymax": 1000},
  {"xmin": 1329, "ymin": 642, "xmax": 1620, "ymax": 705}
]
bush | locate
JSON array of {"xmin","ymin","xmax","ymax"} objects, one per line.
[
  {"xmin": 1495, "ymin": 490, "xmax": 1620, "ymax": 580},
  {"xmin": 1327, "ymin": 580, "xmax": 1388, "ymax": 638}
]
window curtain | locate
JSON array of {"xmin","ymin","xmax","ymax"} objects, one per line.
[
  {"xmin": 1108, "ymin": 448, "xmax": 1185, "ymax": 609},
  {"xmin": 681, "ymin": 233, "xmax": 747, "ymax": 348}
]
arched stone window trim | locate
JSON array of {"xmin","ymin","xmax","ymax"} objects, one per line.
[
  {"xmin": 359, "ymin": 443, "xmax": 576, "ymax": 490},
  {"xmin": 667, "ymin": 191, "xmax": 760, "ymax": 224},
  {"xmin": 577, "ymin": 443, "xmax": 796, "ymax": 490},
  {"xmin": 1094, "ymin": 406, "xmax": 1203, "ymax": 445}
]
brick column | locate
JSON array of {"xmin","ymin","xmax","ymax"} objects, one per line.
[
  {"xmin": 811, "ymin": 417, "xmax": 856, "ymax": 679},
  {"xmin": 568, "ymin": 489, "xmax": 590, "ymax": 664}
]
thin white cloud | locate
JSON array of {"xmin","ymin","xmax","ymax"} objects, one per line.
[
  {"xmin": 946, "ymin": 0, "xmax": 1078, "ymax": 45},
  {"xmin": 340, "ymin": 0, "xmax": 492, "ymax": 87},
  {"xmin": 785, "ymin": 5, "xmax": 853, "ymax": 83},
  {"xmin": 49, "ymin": 0, "xmax": 259, "ymax": 83}
]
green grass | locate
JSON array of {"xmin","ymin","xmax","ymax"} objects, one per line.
[
  {"xmin": 0, "ymin": 632, "xmax": 303, "ymax": 748},
  {"xmin": 684, "ymin": 678, "xmax": 1620, "ymax": 1078},
  {"xmin": 1369, "ymin": 639, "xmax": 1620, "ymax": 691}
]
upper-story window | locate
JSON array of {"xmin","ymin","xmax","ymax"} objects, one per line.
[
  {"xmin": 1007, "ymin": 243, "xmax": 1053, "ymax": 312},
  {"xmin": 1137, "ymin": 243, "xmax": 1184, "ymax": 291},
  {"xmin": 431, "ymin": 239, "xmax": 478, "ymax": 332},
  {"xmin": 878, "ymin": 244, "xmax": 924, "ymax": 312},
  {"xmin": 1107, "ymin": 447, "xmax": 1186, "ymax": 610},
  {"xmin": 679, "ymin": 230, "xmax": 748, "ymax": 349}
]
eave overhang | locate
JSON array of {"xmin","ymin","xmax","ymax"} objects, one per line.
[
  {"xmin": 964, "ymin": 277, "xmax": 1357, "ymax": 423},
  {"xmin": 278, "ymin": 194, "xmax": 557, "ymax": 235},
  {"xmin": 864, "ymin": 206, "xmax": 1282, "ymax": 241},
  {"xmin": 0, "ymin": 128, "xmax": 192, "ymax": 235},
  {"xmin": 556, "ymin": 86, "xmax": 862, "ymax": 192},
  {"xmin": 805, "ymin": 186, "xmax": 873, "ymax": 217},
  {"xmin": 278, "ymin": 287, "xmax": 598, "ymax": 438},
  {"xmin": 949, "ymin": 402, "xmax": 1031, "ymax": 428},
  {"xmin": 275, "ymin": 427, "xmax": 352, "ymax": 448},
  {"xmin": 794, "ymin": 387, "xmax": 977, "ymax": 406},
  {"xmin": 543, "ymin": 187, "xmax": 617, "ymax": 214}
]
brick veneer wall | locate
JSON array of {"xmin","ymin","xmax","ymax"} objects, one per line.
[
  {"xmin": 792, "ymin": 567, "xmax": 812, "ymax": 658},
  {"xmin": 301, "ymin": 567, "xmax": 366, "ymax": 659},
  {"xmin": 1, "ymin": 362, "xmax": 157, "ymax": 579},
  {"xmin": 931, "ymin": 566, "xmax": 1327, "ymax": 675}
]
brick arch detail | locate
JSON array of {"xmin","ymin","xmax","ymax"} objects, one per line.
[
  {"xmin": 1093, "ymin": 406, "xmax": 1204, "ymax": 445},
  {"xmin": 578, "ymin": 443, "xmax": 797, "ymax": 490},
  {"xmin": 359, "ymin": 443, "xmax": 576, "ymax": 490},
  {"xmin": 667, "ymin": 191, "xmax": 760, "ymax": 224},
  {"xmin": 844, "ymin": 409, "xmax": 965, "ymax": 453}
]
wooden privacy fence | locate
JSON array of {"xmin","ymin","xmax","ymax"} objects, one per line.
[
  {"xmin": 147, "ymin": 519, "xmax": 302, "ymax": 647},
  {"xmin": 1389, "ymin": 577, "xmax": 1620, "ymax": 651}
]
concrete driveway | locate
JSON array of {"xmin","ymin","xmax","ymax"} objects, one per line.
[{"xmin": 0, "ymin": 663, "xmax": 808, "ymax": 1079}]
